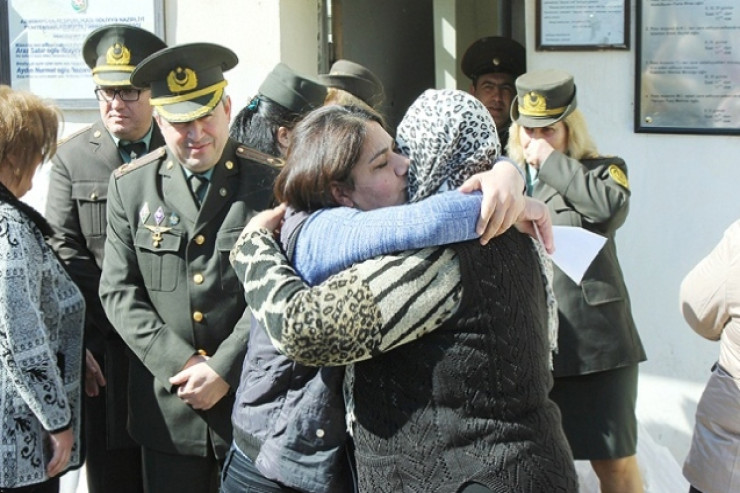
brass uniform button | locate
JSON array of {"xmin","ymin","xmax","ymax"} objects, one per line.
[
  {"xmin": 166, "ymin": 161, "xmax": 174, "ymax": 170},
  {"xmin": 90, "ymin": 192, "xmax": 98, "ymax": 201},
  {"xmin": 225, "ymin": 160, "xmax": 234, "ymax": 170},
  {"xmin": 219, "ymin": 187, "xmax": 227, "ymax": 197},
  {"xmin": 193, "ymin": 311, "xmax": 204, "ymax": 322},
  {"xmin": 197, "ymin": 349, "xmax": 207, "ymax": 356},
  {"xmin": 94, "ymin": 130, "xmax": 101, "ymax": 138},
  {"xmin": 193, "ymin": 273, "xmax": 204, "ymax": 285},
  {"xmin": 194, "ymin": 235, "xmax": 205, "ymax": 245}
]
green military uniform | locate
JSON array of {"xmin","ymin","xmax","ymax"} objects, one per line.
[
  {"xmin": 513, "ymin": 69, "xmax": 646, "ymax": 461},
  {"xmin": 100, "ymin": 141, "xmax": 277, "ymax": 456},
  {"xmin": 46, "ymin": 24, "xmax": 167, "ymax": 493},
  {"xmin": 99, "ymin": 42, "xmax": 279, "ymax": 492},
  {"xmin": 532, "ymin": 153, "xmax": 646, "ymax": 376}
]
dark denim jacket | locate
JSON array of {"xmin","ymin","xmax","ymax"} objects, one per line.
[{"xmin": 231, "ymin": 211, "xmax": 354, "ymax": 493}]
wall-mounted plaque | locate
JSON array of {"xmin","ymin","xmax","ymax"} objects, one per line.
[
  {"xmin": 536, "ymin": 0, "xmax": 629, "ymax": 50},
  {"xmin": 1, "ymin": 0, "xmax": 163, "ymax": 109},
  {"xmin": 636, "ymin": 0, "xmax": 740, "ymax": 134}
]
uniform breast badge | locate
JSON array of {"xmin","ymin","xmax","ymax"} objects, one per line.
[{"xmin": 142, "ymin": 205, "xmax": 172, "ymax": 248}]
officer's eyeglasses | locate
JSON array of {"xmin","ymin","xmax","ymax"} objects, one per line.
[{"xmin": 94, "ymin": 87, "xmax": 142, "ymax": 102}]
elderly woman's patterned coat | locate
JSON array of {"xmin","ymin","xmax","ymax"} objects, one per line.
[{"xmin": 0, "ymin": 198, "xmax": 85, "ymax": 489}]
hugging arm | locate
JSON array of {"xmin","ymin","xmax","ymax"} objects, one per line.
[{"xmin": 231, "ymin": 229, "xmax": 462, "ymax": 366}]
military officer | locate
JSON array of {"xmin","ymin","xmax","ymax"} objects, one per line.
[
  {"xmin": 461, "ymin": 36, "xmax": 526, "ymax": 150},
  {"xmin": 45, "ymin": 24, "xmax": 167, "ymax": 493},
  {"xmin": 507, "ymin": 69, "xmax": 647, "ymax": 493},
  {"xmin": 319, "ymin": 59, "xmax": 385, "ymax": 109},
  {"xmin": 99, "ymin": 43, "xmax": 278, "ymax": 493}
]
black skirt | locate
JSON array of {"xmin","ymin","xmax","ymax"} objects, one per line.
[{"xmin": 549, "ymin": 364, "xmax": 639, "ymax": 460}]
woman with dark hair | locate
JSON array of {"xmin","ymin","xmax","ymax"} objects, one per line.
[
  {"xmin": 0, "ymin": 85, "xmax": 84, "ymax": 492},
  {"xmin": 229, "ymin": 63, "xmax": 326, "ymax": 157},
  {"xmin": 231, "ymin": 90, "xmax": 576, "ymax": 492}
]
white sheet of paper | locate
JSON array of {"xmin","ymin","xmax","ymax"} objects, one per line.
[{"xmin": 549, "ymin": 226, "xmax": 607, "ymax": 285}]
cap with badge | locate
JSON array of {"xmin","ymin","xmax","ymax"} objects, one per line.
[
  {"xmin": 319, "ymin": 59, "xmax": 385, "ymax": 107},
  {"xmin": 510, "ymin": 69, "xmax": 577, "ymax": 128},
  {"xmin": 461, "ymin": 36, "xmax": 526, "ymax": 82},
  {"xmin": 258, "ymin": 63, "xmax": 327, "ymax": 114},
  {"xmin": 83, "ymin": 24, "xmax": 167, "ymax": 87},
  {"xmin": 131, "ymin": 42, "xmax": 238, "ymax": 123}
]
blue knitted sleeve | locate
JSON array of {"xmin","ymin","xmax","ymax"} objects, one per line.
[{"xmin": 294, "ymin": 190, "xmax": 482, "ymax": 284}]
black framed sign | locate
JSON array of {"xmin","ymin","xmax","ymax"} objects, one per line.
[
  {"xmin": 636, "ymin": 0, "xmax": 740, "ymax": 134},
  {"xmin": 536, "ymin": 0, "xmax": 629, "ymax": 51},
  {"xmin": 1, "ymin": 0, "xmax": 164, "ymax": 109}
]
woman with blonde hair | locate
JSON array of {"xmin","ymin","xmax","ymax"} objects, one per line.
[
  {"xmin": 0, "ymin": 85, "xmax": 84, "ymax": 492},
  {"xmin": 507, "ymin": 69, "xmax": 646, "ymax": 493}
]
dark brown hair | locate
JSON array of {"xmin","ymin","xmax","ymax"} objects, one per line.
[{"xmin": 274, "ymin": 104, "xmax": 384, "ymax": 211}]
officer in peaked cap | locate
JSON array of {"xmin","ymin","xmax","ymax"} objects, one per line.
[
  {"xmin": 230, "ymin": 62, "xmax": 327, "ymax": 156},
  {"xmin": 510, "ymin": 68, "xmax": 577, "ymax": 128},
  {"xmin": 131, "ymin": 42, "xmax": 238, "ymax": 123},
  {"xmin": 100, "ymin": 42, "xmax": 278, "ymax": 493},
  {"xmin": 461, "ymin": 36, "xmax": 526, "ymax": 149},
  {"xmin": 320, "ymin": 59, "xmax": 385, "ymax": 109},
  {"xmin": 259, "ymin": 62, "xmax": 327, "ymax": 114},
  {"xmin": 46, "ymin": 23, "xmax": 166, "ymax": 493},
  {"xmin": 506, "ymin": 67, "xmax": 645, "ymax": 490},
  {"xmin": 83, "ymin": 23, "xmax": 167, "ymax": 87}
]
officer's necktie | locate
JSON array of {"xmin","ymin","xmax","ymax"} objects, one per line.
[
  {"xmin": 119, "ymin": 141, "xmax": 147, "ymax": 161},
  {"xmin": 189, "ymin": 174, "xmax": 209, "ymax": 207}
]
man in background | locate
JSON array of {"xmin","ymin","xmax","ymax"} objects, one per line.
[
  {"xmin": 46, "ymin": 23, "xmax": 167, "ymax": 493},
  {"xmin": 461, "ymin": 36, "xmax": 526, "ymax": 149}
]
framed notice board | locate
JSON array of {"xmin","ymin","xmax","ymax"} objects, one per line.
[
  {"xmin": 536, "ymin": 0, "xmax": 629, "ymax": 51},
  {"xmin": 636, "ymin": 0, "xmax": 740, "ymax": 134},
  {"xmin": 1, "ymin": 0, "xmax": 164, "ymax": 109}
]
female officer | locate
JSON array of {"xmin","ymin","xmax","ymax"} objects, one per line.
[
  {"xmin": 229, "ymin": 63, "xmax": 326, "ymax": 157},
  {"xmin": 507, "ymin": 69, "xmax": 646, "ymax": 493}
]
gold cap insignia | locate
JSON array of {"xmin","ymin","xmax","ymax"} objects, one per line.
[
  {"xmin": 608, "ymin": 164, "xmax": 629, "ymax": 190},
  {"xmin": 106, "ymin": 43, "xmax": 131, "ymax": 66},
  {"xmin": 492, "ymin": 57, "xmax": 501, "ymax": 66},
  {"xmin": 522, "ymin": 91, "xmax": 546, "ymax": 113},
  {"xmin": 167, "ymin": 67, "xmax": 199, "ymax": 94}
]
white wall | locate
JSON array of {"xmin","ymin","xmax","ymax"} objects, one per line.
[
  {"xmin": 163, "ymin": 0, "xmax": 321, "ymax": 118},
  {"xmin": 523, "ymin": 0, "xmax": 740, "ymax": 465}
]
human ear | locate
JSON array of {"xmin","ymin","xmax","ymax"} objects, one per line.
[
  {"xmin": 276, "ymin": 127, "xmax": 291, "ymax": 154},
  {"xmin": 330, "ymin": 182, "xmax": 355, "ymax": 208}
]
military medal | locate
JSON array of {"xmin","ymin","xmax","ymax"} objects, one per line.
[
  {"xmin": 143, "ymin": 224, "xmax": 172, "ymax": 248},
  {"xmin": 139, "ymin": 203, "xmax": 150, "ymax": 224},
  {"xmin": 143, "ymin": 206, "xmax": 172, "ymax": 247}
]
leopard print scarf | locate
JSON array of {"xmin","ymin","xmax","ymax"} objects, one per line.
[{"xmin": 397, "ymin": 89, "xmax": 501, "ymax": 203}]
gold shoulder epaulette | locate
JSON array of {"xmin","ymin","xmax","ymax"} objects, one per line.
[
  {"xmin": 57, "ymin": 125, "xmax": 93, "ymax": 146},
  {"xmin": 235, "ymin": 145, "xmax": 285, "ymax": 168},
  {"xmin": 113, "ymin": 146, "xmax": 167, "ymax": 179}
]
